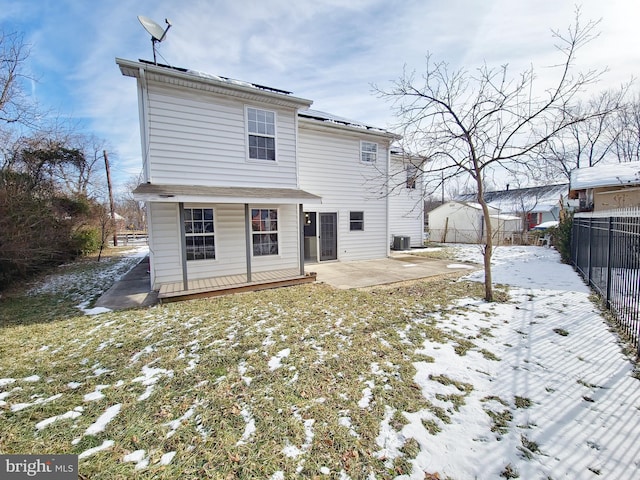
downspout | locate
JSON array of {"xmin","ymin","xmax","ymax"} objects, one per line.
[
  {"xmin": 295, "ymin": 110, "xmax": 305, "ymax": 274},
  {"xmin": 386, "ymin": 142, "xmax": 391, "ymax": 257},
  {"xmin": 138, "ymin": 67, "xmax": 151, "ymax": 183}
]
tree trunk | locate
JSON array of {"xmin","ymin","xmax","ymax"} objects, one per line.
[{"xmin": 475, "ymin": 177, "xmax": 494, "ymax": 302}]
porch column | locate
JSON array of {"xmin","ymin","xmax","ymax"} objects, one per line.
[
  {"xmin": 244, "ymin": 204, "xmax": 252, "ymax": 283},
  {"xmin": 178, "ymin": 202, "xmax": 188, "ymax": 291},
  {"xmin": 299, "ymin": 204, "xmax": 305, "ymax": 276}
]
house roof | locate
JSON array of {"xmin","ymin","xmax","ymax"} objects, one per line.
[
  {"xmin": 117, "ymin": 58, "xmax": 397, "ymax": 139},
  {"xmin": 429, "ymin": 201, "xmax": 499, "ymax": 215},
  {"xmin": 116, "ymin": 58, "xmax": 314, "ymax": 109},
  {"xmin": 298, "ymin": 109, "xmax": 396, "ymax": 137},
  {"xmin": 570, "ymin": 161, "xmax": 640, "ymax": 190},
  {"xmin": 133, "ymin": 184, "xmax": 322, "ymax": 205},
  {"xmin": 455, "ymin": 184, "xmax": 568, "ymax": 213}
]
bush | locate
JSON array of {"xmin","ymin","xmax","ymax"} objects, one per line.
[
  {"xmin": 71, "ymin": 227, "xmax": 102, "ymax": 255},
  {"xmin": 552, "ymin": 211, "xmax": 573, "ymax": 264}
]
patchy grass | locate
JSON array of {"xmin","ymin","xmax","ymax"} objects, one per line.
[
  {"xmin": 517, "ymin": 434, "xmax": 540, "ymax": 459},
  {"xmin": 500, "ymin": 463, "xmax": 520, "ymax": 478},
  {"xmin": 514, "ymin": 396, "xmax": 533, "ymax": 409},
  {"xmin": 1, "ymin": 265, "xmax": 499, "ymax": 479},
  {"xmin": 407, "ymin": 247, "xmax": 459, "ymax": 261}
]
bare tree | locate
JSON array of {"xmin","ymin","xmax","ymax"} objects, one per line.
[
  {"xmin": 612, "ymin": 94, "xmax": 640, "ymax": 163},
  {"xmin": 0, "ymin": 31, "xmax": 39, "ymax": 127},
  {"xmin": 116, "ymin": 172, "xmax": 147, "ymax": 232},
  {"xmin": 540, "ymin": 88, "xmax": 627, "ymax": 181},
  {"xmin": 377, "ymin": 11, "xmax": 607, "ymax": 301},
  {"xmin": 52, "ymin": 133, "xmax": 109, "ymax": 198}
]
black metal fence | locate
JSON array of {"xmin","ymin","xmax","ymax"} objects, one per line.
[{"xmin": 571, "ymin": 209, "xmax": 640, "ymax": 354}]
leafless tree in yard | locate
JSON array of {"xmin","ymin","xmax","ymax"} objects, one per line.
[
  {"xmin": 539, "ymin": 87, "xmax": 628, "ymax": 181},
  {"xmin": 0, "ymin": 31, "xmax": 40, "ymax": 127},
  {"xmin": 612, "ymin": 94, "xmax": 640, "ymax": 163},
  {"xmin": 377, "ymin": 11, "xmax": 609, "ymax": 301}
]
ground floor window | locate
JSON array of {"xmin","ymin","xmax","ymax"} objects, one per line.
[
  {"xmin": 350, "ymin": 211, "xmax": 364, "ymax": 231},
  {"xmin": 184, "ymin": 207, "xmax": 215, "ymax": 260},
  {"xmin": 252, "ymin": 208, "xmax": 278, "ymax": 255}
]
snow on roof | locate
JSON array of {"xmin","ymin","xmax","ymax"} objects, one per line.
[
  {"xmin": 570, "ymin": 161, "xmax": 640, "ymax": 190},
  {"xmin": 299, "ymin": 108, "xmax": 394, "ymax": 135},
  {"xmin": 456, "ymin": 184, "xmax": 567, "ymax": 214}
]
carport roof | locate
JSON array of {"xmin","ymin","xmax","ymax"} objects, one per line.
[{"xmin": 133, "ymin": 183, "xmax": 322, "ymax": 204}]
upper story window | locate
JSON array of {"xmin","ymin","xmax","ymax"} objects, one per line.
[
  {"xmin": 247, "ymin": 107, "xmax": 276, "ymax": 161},
  {"xmin": 361, "ymin": 141, "xmax": 378, "ymax": 163},
  {"xmin": 406, "ymin": 164, "xmax": 418, "ymax": 189}
]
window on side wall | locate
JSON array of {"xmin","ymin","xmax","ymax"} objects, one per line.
[
  {"xmin": 184, "ymin": 208, "xmax": 215, "ymax": 261},
  {"xmin": 361, "ymin": 141, "xmax": 377, "ymax": 163},
  {"xmin": 406, "ymin": 164, "xmax": 418, "ymax": 189},
  {"xmin": 251, "ymin": 208, "xmax": 279, "ymax": 255},
  {"xmin": 247, "ymin": 107, "xmax": 276, "ymax": 161},
  {"xmin": 350, "ymin": 211, "xmax": 364, "ymax": 231}
]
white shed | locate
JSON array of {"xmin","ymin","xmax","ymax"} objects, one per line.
[{"xmin": 428, "ymin": 202, "xmax": 519, "ymax": 244}]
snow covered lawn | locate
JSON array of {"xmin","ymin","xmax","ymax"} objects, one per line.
[{"xmin": 1, "ymin": 245, "xmax": 639, "ymax": 479}]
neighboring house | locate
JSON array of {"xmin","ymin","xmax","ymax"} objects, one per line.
[
  {"xmin": 456, "ymin": 184, "xmax": 568, "ymax": 230},
  {"xmin": 569, "ymin": 161, "xmax": 640, "ymax": 212},
  {"xmin": 116, "ymin": 59, "xmax": 421, "ymax": 298},
  {"xmin": 428, "ymin": 201, "xmax": 520, "ymax": 244}
]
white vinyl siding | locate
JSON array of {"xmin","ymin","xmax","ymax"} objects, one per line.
[
  {"xmin": 389, "ymin": 155, "xmax": 424, "ymax": 247},
  {"xmin": 145, "ymin": 83, "xmax": 298, "ymax": 188},
  {"xmin": 298, "ymin": 123, "xmax": 388, "ymax": 261},
  {"xmin": 146, "ymin": 202, "xmax": 299, "ymax": 289}
]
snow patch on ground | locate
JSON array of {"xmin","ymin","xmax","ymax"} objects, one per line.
[{"xmin": 268, "ymin": 348, "xmax": 291, "ymax": 371}]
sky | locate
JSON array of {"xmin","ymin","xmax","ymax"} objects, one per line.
[{"xmin": 2, "ymin": 0, "xmax": 640, "ymax": 192}]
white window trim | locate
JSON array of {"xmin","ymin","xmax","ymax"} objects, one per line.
[
  {"xmin": 349, "ymin": 211, "xmax": 364, "ymax": 231},
  {"xmin": 245, "ymin": 106, "xmax": 278, "ymax": 163},
  {"xmin": 250, "ymin": 207, "xmax": 280, "ymax": 257},
  {"xmin": 406, "ymin": 164, "xmax": 418, "ymax": 189},
  {"xmin": 360, "ymin": 141, "xmax": 378, "ymax": 164},
  {"xmin": 183, "ymin": 206, "xmax": 217, "ymax": 262}
]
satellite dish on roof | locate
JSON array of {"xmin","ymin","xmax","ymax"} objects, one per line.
[{"xmin": 137, "ymin": 15, "xmax": 172, "ymax": 64}]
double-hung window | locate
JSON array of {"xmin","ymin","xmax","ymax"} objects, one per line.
[
  {"xmin": 247, "ymin": 107, "xmax": 276, "ymax": 161},
  {"xmin": 251, "ymin": 208, "xmax": 278, "ymax": 256},
  {"xmin": 350, "ymin": 211, "xmax": 364, "ymax": 231},
  {"xmin": 184, "ymin": 208, "xmax": 215, "ymax": 261},
  {"xmin": 360, "ymin": 141, "xmax": 377, "ymax": 163}
]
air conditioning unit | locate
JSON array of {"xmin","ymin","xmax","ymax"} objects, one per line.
[{"xmin": 392, "ymin": 235, "xmax": 411, "ymax": 250}]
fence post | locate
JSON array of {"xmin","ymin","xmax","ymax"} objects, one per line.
[
  {"xmin": 572, "ymin": 218, "xmax": 579, "ymax": 266},
  {"xmin": 587, "ymin": 217, "xmax": 593, "ymax": 284},
  {"xmin": 605, "ymin": 216, "xmax": 613, "ymax": 309}
]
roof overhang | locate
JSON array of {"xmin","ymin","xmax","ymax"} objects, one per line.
[
  {"xmin": 116, "ymin": 58, "xmax": 313, "ymax": 110},
  {"xmin": 133, "ymin": 184, "xmax": 322, "ymax": 204},
  {"xmin": 298, "ymin": 114, "xmax": 400, "ymax": 142}
]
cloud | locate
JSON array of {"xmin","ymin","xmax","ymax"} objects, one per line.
[{"xmin": 6, "ymin": 0, "xmax": 640, "ymax": 189}]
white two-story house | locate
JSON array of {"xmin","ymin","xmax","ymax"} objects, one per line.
[{"xmin": 116, "ymin": 58, "xmax": 423, "ymax": 300}]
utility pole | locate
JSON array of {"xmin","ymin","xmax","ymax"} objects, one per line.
[{"xmin": 104, "ymin": 150, "xmax": 118, "ymax": 247}]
